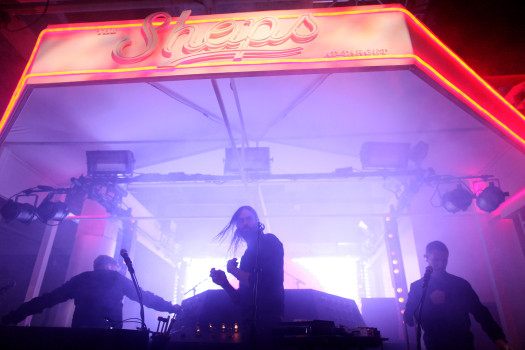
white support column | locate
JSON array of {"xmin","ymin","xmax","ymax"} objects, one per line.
[
  {"xmin": 20, "ymin": 223, "xmax": 59, "ymax": 326},
  {"xmin": 52, "ymin": 199, "xmax": 120, "ymax": 327}
]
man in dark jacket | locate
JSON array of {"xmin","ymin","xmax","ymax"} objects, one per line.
[
  {"xmin": 1, "ymin": 255, "xmax": 181, "ymax": 328},
  {"xmin": 404, "ymin": 241, "xmax": 511, "ymax": 350}
]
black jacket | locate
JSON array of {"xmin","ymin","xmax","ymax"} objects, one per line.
[
  {"xmin": 2, "ymin": 269, "xmax": 176, "ymax": 328},
  {"xmin": 405, "ymin": 272, "xmax": 506, "ymax": 350}
]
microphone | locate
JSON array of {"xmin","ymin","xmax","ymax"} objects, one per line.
[
  {"xmin": 422, "ymin": 266, "xmax": 433, "ymax": 289},
  {"xmin": 257, "ymin": 222, "xmax": 265, "ymax": 233},
  {"xmin": 120, "ymin": 249, "xmax": 135, "ymax": 274}
]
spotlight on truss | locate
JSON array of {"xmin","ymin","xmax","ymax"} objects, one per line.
[
  {"xmin": 476, "ymin": 182, "xmax": 509, "ymax": 213},
  {"xmin": 224, "ymin": 147, "xmax": 271, "ymax": 174},
  {"xmin": 441, "ymin": 184, "xmax": 474, "ymax": 213},
  {"xmin": 36, "ymin": 198, "xmax": 69, "ymax": 223},
  {"xmin": 0, "ymin": 200, "xmax": 37, "ymax": 223},
  {"xmin": 86, "ymin": 150, "xmax": 135, "ymax": 177},
  {"xmin": 359, "ymin": 141, "xmax": 429, "ymax": 170}
]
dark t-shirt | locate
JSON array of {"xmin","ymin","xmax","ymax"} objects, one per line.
[
  {"xmin": 2, "ymin": 269, "xmax": 175, "ymax": 328},
  {"xmin": 238, "ymin": 233, "xmax": 284, "ymax": 324},
  {"xmin": 404, "ymin": 272, "xmax": 506, "ymax": 350}
]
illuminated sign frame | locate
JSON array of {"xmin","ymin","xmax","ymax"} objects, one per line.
[{"xmin": 1, "ymin": 4, "xmax": 524, "ymax": 153}]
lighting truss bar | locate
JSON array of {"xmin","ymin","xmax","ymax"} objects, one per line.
[
  {"xmin": 69, "ymin": 169, "xmax": 497, "ymax": 188},
  {"xmin": 101, "ymin": 169, "xmax": 425, "ymax": 184}
]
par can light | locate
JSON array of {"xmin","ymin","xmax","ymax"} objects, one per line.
[
  {"xmin": 441, "ymin": 185, "xmax": 474, "ymax": 213},
  {"xmin": 476, "ymin": 183, "xmax": 509, "ymax": 213}
]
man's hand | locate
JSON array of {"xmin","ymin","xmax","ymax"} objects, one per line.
[
  {"xmin": 210, "ymin": 268, "xmax": 229, "ymax": 287},
  {"xmin": 169, "ymin": 304, "xmax": 183, "ymax": 314},
  {"xmin": 226, "ymin": 259, "xmax": 250, "ymax": 286},
  {"xmin": 495, "ymin": 339, "xmax": 512, "ymax": 350},
  {"xmin": 429, "ymin": 290, "xmax": 446, "ymax": 304},
  {"xmin": 227, "ymin": 258, "xmax": 238, "ymax": 276},
  {"xmin": 210, "ymin": 268, "xmax": 239, "ymax": 304}
]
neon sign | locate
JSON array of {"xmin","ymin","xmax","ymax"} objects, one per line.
[
  {"xmin": 112, "ymin": 10, "xmax": 320, "ymax": 66},
  {"xmin": 2, "ymin": 5, "xmax": 523, "ymax": 152}
]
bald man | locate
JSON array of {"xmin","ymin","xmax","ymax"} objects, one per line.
[{"xmin": 2, "ymin": 255, "xmax": 181, "ymax": 328}]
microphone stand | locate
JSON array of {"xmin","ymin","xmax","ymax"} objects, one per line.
[
  {"xmin": 415, "ymin": 267, "xmax": 432, "ymax": 350},
  {"xmin": 123, "ymin": 252, "xmax": 147, "ymax": 332},
  {"xmin": 183, "ymin": 276, "xmax": 210, "ymax": 297},
  {"xmin": 284, "ymin": 271, "xmax": 305, "ymax": 289},
  {"xmin": 249, "ymin": 223, "xmax": 263, "ymax": 348}
]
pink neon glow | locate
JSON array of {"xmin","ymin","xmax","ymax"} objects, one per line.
[
  {"xmin": 413, "ymin": 58, "xmax": 525, "ymax": 145},
  {"xmin": 399, "ymin": 9, "xmax": 525, "ymax": 122},
  {"xmin": 0, "ymin": 28, "xmax": 48, "ymax": 135},
  {"xmin": 491, "ymin": 186, "xmax": 525, "ymax": 217}
]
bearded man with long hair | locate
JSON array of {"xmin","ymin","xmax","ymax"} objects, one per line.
[{"xmin": 210, "ymin": 205, "xmax": 284, "ymax": 345}]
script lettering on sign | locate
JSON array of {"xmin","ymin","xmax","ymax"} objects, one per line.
[
  {"xmin": 112, "ymin": 12, "xmax": 174, "ymax": 64},
  {"xmin": 112, "ymin": 10, "xmax": 319, "ymax": 67}
]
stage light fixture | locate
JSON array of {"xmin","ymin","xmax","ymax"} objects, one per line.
[
  {"xmin": 0, "ymin": 200, "xmax": 37, "ymax": 223},
  {"xmin": 360, "ymin": 142, "xmax": 410, "ymax": 169},
  {"xmin": 36, "ymin": 199, "xmax": 69, "ymax": 223},
  {"xmin": 224, "ymin": 147, "xmax": 271, "ymax": 174},
  {"xmin": 441, "ymin": 185, "xmax": 474, "ymax": 213},
  {"xmin": 476, "ymin": 182, "xmax": 509, "ymax": 213},
  {"xmin": 86, "ymin": 150, "xmax": 135, "ymax": 177}
]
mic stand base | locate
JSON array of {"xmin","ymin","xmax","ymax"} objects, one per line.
[
  {"xmin": 415, "ymin": 286, "xmax": 430, "ymax": 350},
  {"xmin": 129, "ymin": 269, "xmax": 147, "ymax": 332}
]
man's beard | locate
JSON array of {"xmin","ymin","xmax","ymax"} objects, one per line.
[{"xmin": 239, "ymin": 225, "xmax": 258, "ymax": 242}]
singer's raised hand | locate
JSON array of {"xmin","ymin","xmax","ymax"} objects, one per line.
[
  {"xmin": 495, "ymin": 339, "xmax": 513, "ymax": 350},
  {"xmin": 226, "ymin": 258, "xmax": 238, "ymax": 275},
  {"xmin": 451, "ymin": 338, "xmax": 511, "ymax": 350}
]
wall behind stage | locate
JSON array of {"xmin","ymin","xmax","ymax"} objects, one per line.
[{"xmin": 121, "ymin": 241, "xmax": 176, "ymax": 331}]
